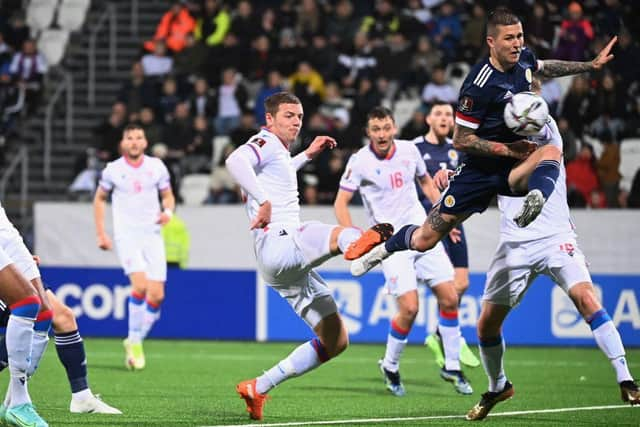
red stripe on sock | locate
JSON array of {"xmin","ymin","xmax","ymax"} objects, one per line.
[
  {"xmin": 10, "ymin": 295, "xmax": 41, "ymax": 310},
  {"xmin": 36, "ymin": 309, "xmax": 53, "ymax": 321},
  {"xmin": 146, "ymin": 300, "xmax": 161, "ymax": 310},
  {"xmin": 439, "ymin": 310, "xmax": 458, "ymax": 320},
  {"xmin": 131, "ymin": 291, "xmax": 145, "ymax": 301},
  {"xmin": 391, "ymin": 319, "xmax": 410, "ymax": 336}
]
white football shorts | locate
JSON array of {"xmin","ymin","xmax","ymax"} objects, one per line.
[
  {"xmin": 114, "ymin": 230, "xmax": 167, "ymax": 281},
  {"xmin": 381, "ymin": 241, "xmax": 454, "ymax": 296},
  {"xmin": 254, "ymin": 221, "xmax": 338, "ymax": 328},
  {"xmin": 0, "ymin": 228, "xmax": 39, "ymax": 281},
  {"xmin": 484, "ymin": 233, "xmax": 591, "ymax": 307}
]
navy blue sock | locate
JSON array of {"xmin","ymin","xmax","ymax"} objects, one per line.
[
  {"xmin": 384, "ymin": 225, "xmax": 419, "ymax": 253},
  {"xmin": 0, "ymin": 336, "xmax": 7, "ymax": 371},
  {"xmin": 55, "ymin": 330, "xmax": 89, "ymax": 393},
  {"xmin": 528, "ymin": 160, "xmax": 560, "ymax": 200}
]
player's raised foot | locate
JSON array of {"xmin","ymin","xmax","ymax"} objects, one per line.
[
  {"xmin": 70, "ymin": 393, "xmax": 123, "ymax": 414},
  {"xmin": 466, "ymin": 381, "xmax": 514, "ymax": 421},
  {"xmin": 378, "ymin": 359, "xmax": 405, "ymax": 397},
  {"xmin": 513, "ymin": 189, "xmax": 544, "ymax": 227},
  {"xmin": 5, "ymin": 403, "xmax": 48, "ymax": 427},
  {"xmin": 123, "ymin": 339, "xmax": 145, "ymax": 370},
  {"xmin": 344, "ymin": 223, "xmax": 394, "ymax": 261},
  {"xmin": 440, "ymin": 369, "xmax": 473, "ymax": 395},
  {"xmin": 620, "ymin": 380, "xmax": 640, "ymax": 405},
  {"xmin": 236, "ymin": 378, "xmax": 269, "ymax": 420},
  {"xmin": 460, "ymin": 337, "xmax": 481, "ymax": 368},
  {"xmin": 350, "ymin": 244, "xmax": 391, "ymax": 277},
  {"xmin": 425, "ymin": 334, "xmax": 445, "ymax": 368}
]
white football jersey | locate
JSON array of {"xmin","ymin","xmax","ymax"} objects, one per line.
[
  {"xmin": 99, "ymin": 155, "xmax": 171, "ymax": 236},
  {"xmin": 241, "ymin": 128, "xmax": 301, "ymax": 225},
  {"xmin": 498, "ymin": 117, "xmax": 574, "ymax": 242},
  {"xmin": 0, "ymin": 204, "xmax": 18, "ymax": 236},
  {"xmin": 340, "ymin": 140, "xmax": 428, "ymax": 230}
]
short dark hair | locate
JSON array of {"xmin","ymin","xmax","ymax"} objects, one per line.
[
  {"xmin": 122, "ymin": 123, "xmax": 144, "ymax": 137},
  {"xmin": 264, "ymin": 92, "xmax": 301, "ymax": 116},
  {"xmin": 486, "ymin": 7, "xmax": 521, "ymax": 37},
  {"xmin": 427, "ymin": 100, "xmax": 454, "ymax": 115},
  {"xmin": 367, "ymin": 106, "xmax": 394, "ymax": 123}
]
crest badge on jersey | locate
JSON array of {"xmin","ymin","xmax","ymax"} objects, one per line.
[
  {"xmin": 447, "ymin": 150, "xmax": 458, "ymax": 167},
  {"xmin": 459, "ymin": 96, "xmax": 473, "ymax": 113},
  {"xmin": 444, "ymin": 195, "xmax": 456, "ymax": 208},
  {"xmin": 525, "ymin": 68, "xmax": 533, "ymax": 83}
]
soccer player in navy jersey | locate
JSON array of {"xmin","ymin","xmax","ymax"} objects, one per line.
[
  {"xmin": 348, "ymin": 7, "xmax": 617, "ymax": 277},
  {"xmin": 413, "ymin": 101, "xmax": 480, "ymax": 369}
]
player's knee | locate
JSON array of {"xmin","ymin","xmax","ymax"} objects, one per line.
[
  {"xmin": 400, "ymin": 303, "xmax": 419, "ymax": 322},
  {"xmin": 572, "ymin": 287, "xmax": 601, "ymax": 318},
  {"xmin": 539, "ymin": 144, "xmax": 562, "ymax": 161},
  {"xmin": 53, "ymin": 304, "xmax": 77, "ymax": 332},
  {"xmin": 455, "ymin": 278, "xmax": 469, "ymax": 295},
  {"xmin": 332, "ymin": 334, "xmax": 349, "ymax": 357},
  {"xmin": 146, "ymin": 290, "xmax": 165, "ymax": 305},
  {"xmin": 412, "ymin": 228, "xmax": 437, "ymax": 252}
]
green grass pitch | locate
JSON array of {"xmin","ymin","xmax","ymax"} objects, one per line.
[{"xmin": 7, "ymin": 339, "xmax": 638, "ymax": 426}]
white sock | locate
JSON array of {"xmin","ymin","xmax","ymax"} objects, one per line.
[
  {"xmin": 256, "ymin": 339, "xmax": 326, "ymax": 394},
  {"xmin": 382, "ymin": 334, "xmax": 407, "ymax": 373},
  {"xmin": 72, "ymin": 388, "xmax": 93, "ymax": 401},
  {"xmin": 128, "ymin": 295, "xmax": 145, "ymax": 343},
  {"xmin": 337, "ymin": 227, "xmax": 362, "ymax": 253},
  {"xmin": 27, "ymin": 331, "xmax": 49, "ymax": 378},
  {"xmin": 6, "ymin": 315, "xmax": 35, "ymax": 406},
  {"xmin": 592, "ymin": 320, "xmax": 633, "ymax": 382},
  {"xmin": 141, "ymin": 302, "xmax": 161, "ymax": 339},
  {"xmin": 479, "ymin": 337, "xmax": 506, "ymax": 393},
  {"xmin": 438, "ymin": 324, "xmax": 461, "ymax": 371}
]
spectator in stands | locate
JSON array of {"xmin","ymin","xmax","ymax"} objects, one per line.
[
  {"xmin": 421, "ymin": 66, "xmax": 457, "ymax": 106},
  {"xmin": 610, "ymin": 31, "xmax": 639, "ymax": 90},
  {"xmin": 173, "ymin": 33, "xmax": 208, "ymax": 86},
  {"xmin": 350, "ymin": 77, "xmax": 381, "ymax": 130},
  {"xmin": 596, "ymin": 0, "xmax": 623, "ymax": 38},
  {"xmin": 193, "ymin": 0, "xmax": 230, "ymax": 48},
  {"xmin": 94, "ymin": 102, "xmax": 127, "ymax": 162},
  {"xmin": 329, "ymin": 107, "xmax": 362, "ymax": 152},
  {"xmin": 307, "ymin": 35, "xmax": 338, "ymax": 79},
  {"xmin": 326, "ymin": 0, "xmax": 359, "ymax": 50},
  {"xmin": 289, "ymin": 61, "xmax": 325, "ymax": 115},
  {"xmin": 254, "ymin": 70, "xmax": 284, "ymax": 126},
  {"xmin": 0, "ymin": 32, "xmax": 11, "ymax": 64},
  {"xmin": 296, "ymin": 0, "xmax": 325, "ymax": 43},
  {"xmin": 144, "ymin": 0, "xmax": 196, "ymax": 54},
  {"xmin": 560, "ymin": 75, "xmax": 592, "ymax": 137},
  {"xmin": 187, "ymin": 77, "xmax": 215, "ymax": 118},
  {"xmin": 431, "ymin": 3, "xmax": 462, "ymax": 63},
  {"xmin": 316, "ymin": 150, "xmax": 346, "ymax": 204},
  {"xmin": 4, "ymin": 12, "xmax": 28, "ymax": 52},
  {"xmin": 335, "ymin": 32, "xmax": 377, "ymax": 97},
  {"xmin": 259, "ymin": 8, "xmax": 279, "ymax": 45},
  {"xmin": 247, "ymin": 35, "xmax": 274, "ymax": 82},
  {"xmin": 206, "ymin": 143, "xmax": 238, "ymax": 204},
  {"xmin": 229, "ymin": 111, "xmax": 258, "ymax": 149},
  {"xmin": 138, "ymin": 107, "xmax": 163, "ymax": 147},
  {"xmin": 557, "ymin": 117, "xmax": 578, "ymax": 163},
  {"xmin": 588, "ymin": 73, "xmax": 625, "ymax": 141},
  {"xmin": 276, "ymin": 0, "xmax": 297, "ymax": 31},
  {"xmin": 459, "ymin": 4, "xmax": 486, "ymax": 63},
  {"xmin": 554, "ymin": 1, "xmax": 594, "ymax": 61},
  {"xmin": 9, "ymin": 38, "xmax": 46, "ymax": 114},
  {"xmin": 400, "ymin": 0, "xmax": 434, "ymax": 43},
  {"xmin": 229, "ymin": 0, "xmax": 259, "ymax": 49},
  {"xmin": 141, "ymin": 42, "xmax": 173, "ymax": 79},
  {"xmin": 375, "ymin": 33, "xmax": 411, "ymax": 90},
  {"xmin": 206, "ymin": 33, "xmax": 247, "ymax": 84},
  {"xmin": 184, "ymin": 115, "xmax": 213, "ymax": 174},
  {"xmin": 271, "ymin": 28, "xmax": 302, "ymax": 77},
  {"xmin": 300, "ymin": 173, "xmax": 319, "ymax": 205},
  {"xmin": 157, "ymin": 77, "xmax": 182, "ymax": 125},
  {"xmin": 117, "ymin": 61, "xmax": 157, "ymax": 117},
  {"xmin": 360, "ymin": 0, "xmax": 400, "ymax": 45},
  {"xmin": 213, "ymin": 67, "xmax": 248, "ymax": 135},
  {"xmin": 409, "ymin": 36, "xmax": 443, "ymax": 89},
  {"xmin": 0, "ymin": 60, "xmax": 23, "ymax": 145},
  {"xmin": 399, "ymin": 110, "xmax": 428, "ymax": 140},
  {"xmin": 626, "ymin": 169, "xmax": 640, "ymax": 208},
  {"xmin": 566, "ymin": 143, "xmax": 606, "ymax": 208},
  {"xmin": 596, "ymin": 133, "xmax": 622, "ymax": 208},
  {"xmin": 527, "ymin": 2, "xmax": 555, "ymax": 58}
]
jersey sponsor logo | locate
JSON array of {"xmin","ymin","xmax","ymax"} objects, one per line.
[
  {"xmin": 459, "ymin": 96, "xmax": 474, "ymax": 112},
  {"xmin": 444, "ymin": 195, "xmax": 456, "ymax": 208}
]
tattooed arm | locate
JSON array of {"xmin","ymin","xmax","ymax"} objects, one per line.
[
  {"xmin": 452, "ymin": 124, "xmax": 536, "ymax": 159},
  {"xmin": 537, "ymin": 36, "xmax": 617, "ymax": 78}
]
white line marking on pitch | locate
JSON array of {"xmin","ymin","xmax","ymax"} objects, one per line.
[{"xmin": 203, "ymin": 404, "xmax": 636, "ymax": 427}]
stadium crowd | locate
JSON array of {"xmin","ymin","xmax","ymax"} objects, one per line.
[{"xmin": 40, "ymin": 0, "xmax": 640, "ymax": 208}]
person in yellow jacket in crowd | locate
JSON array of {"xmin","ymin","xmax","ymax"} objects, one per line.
[
  {"xmin": 194, "ymin": 0, "xmax": 230, "ymax": 47},
  {"xmin": 161, "ymin": 212, "xmax": 191, "ymax": 269}
]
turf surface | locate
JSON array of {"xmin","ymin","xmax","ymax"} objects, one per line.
[{"xmin": 6, "ymin": 339, "xmax": 638, "ymax": 426}]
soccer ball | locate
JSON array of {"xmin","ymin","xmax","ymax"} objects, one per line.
[{"xmin": 503, "ymin": 91, "xmax": 549, "ymax": 136}]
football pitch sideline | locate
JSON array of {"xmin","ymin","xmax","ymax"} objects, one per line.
[{"xmin": 4, "ymin": 339, "xmax": 637, "ymax": 426}]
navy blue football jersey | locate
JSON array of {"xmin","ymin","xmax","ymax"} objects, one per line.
[
  {"xmin": 411, "ymin": 135, "xmax": 460, "ymax": 211},
  {"xmin": 455, "ymin": 48, "xmax": 539, "ymax": 147}
]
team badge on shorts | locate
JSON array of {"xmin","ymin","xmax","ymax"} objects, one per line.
[{"xmin": 444, "ymin": 195, "xmax": 456, "ymax": 208}]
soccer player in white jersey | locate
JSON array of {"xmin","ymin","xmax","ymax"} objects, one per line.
[
  {"xmin": 334, "ymin": 107, "xmax": 472, "ymax": 396},
  {"xmin": 0, "ymin": 204, "xmax": 50, "ymax": 426},
  {"xmin": 0, "ymin": 210, "xmax": 121, "ymax": 416},
  {"xmin": 93, "ymin": 124, "xmax": 175, "ymax": 371},
  {"xmin": 227, "ymin": 92, "xmax": 393, "ymax": 421},
  {"xmin": 425, "ymin": 95, "xmax": 639, "ymax": 418}
]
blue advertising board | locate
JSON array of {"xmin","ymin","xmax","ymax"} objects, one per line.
[
  {"xmin": 40, "ymin": 267, "xmax": 257, "ymax": 340},
  {"xmin": 266, "ymin": 271, "xmax": 640, "ymax": 347}
]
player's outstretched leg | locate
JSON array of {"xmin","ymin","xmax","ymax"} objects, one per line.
[
  {"xmin": 350, "ymin": 224, "xmax": 419, "ymax": 276},
  {"xmin": 513, "ymin": 189, "xmax": 545, "ymax": 227}
]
